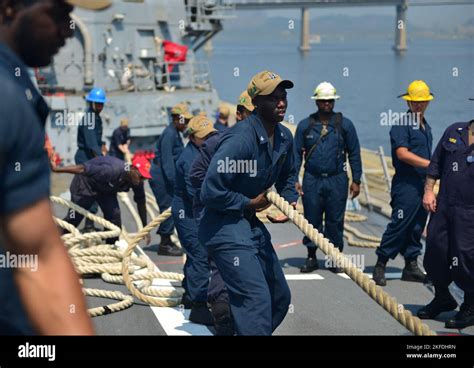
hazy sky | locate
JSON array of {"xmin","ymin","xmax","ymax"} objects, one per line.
[{"xmin": 250, "ymin": 5, "xmax": 473, "ymax": 28}]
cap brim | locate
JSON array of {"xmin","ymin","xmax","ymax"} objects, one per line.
[
  {"xmin": 311, "ymin": 95, "xmax": 340, "ymax": 100},
  {"xmin": 66, "ymin": 0, "xmax": 112, "ymax": 10},
  {"xmin": 401, "ymin": 94, "xmax": 434, "ymax": 101},
  {"xmin": 172, "ymin": 112, "xmax": 193, "ymax": 120},
  {"xmin": 259, "ymin": 79, "xmax": 295, "ymax": 97},
  {"xmin": 140, "ymin": 171, "xmax": 152, "ymax": 179},
  {"xmin": 278, "ymin": 80, "xmax": 294, "ymax": 90},
  {"xmin": 195, "ymin": 128, "xmax": 217, "ymax": 139},
  {"xmin": 238, "ymin": 103, "xmax": 255, "ymax": 112}
]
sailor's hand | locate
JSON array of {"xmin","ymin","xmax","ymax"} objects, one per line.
[
  {"xmin": 423, "ymin": 190, "xmax": 437, "ymax": 213},
  {"xmin": 102, "ymin": 144, "xmax": 108, "ymax": 156},
  {"xmin": 350, "ymin": 183, "xmax": 360, "ymax": 199},
  {"xmin": 248, "ymin": 192, "xmax": 271, "ymax": 211},
  {"xmin": 49, "ymin": 154, "xmax": 58, "ymax": 172},
  {"xmin": 295, "ymin": 182, "xmax": 304, "ymax": 196},
  {"xmin": 267, "ymin": 202, "xmax": 296, "ymax": 223},
  {"xmin": 144, "ymin": 233, "xmax": 151, "ymax": 246}
]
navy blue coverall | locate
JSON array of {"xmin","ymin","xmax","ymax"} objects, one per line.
[
  {"xmin": 63, "ymin": 156, "xmax": 146, "ymax": 244},
  {"xmin": 75, "ymin": 107, "xmax": 105, "ymax": 216},
  {"xmin": 0, "ymin": 42, "xmax": 50, "ymax": 335},
  {"xmin": 377, "ymin": 115, "xmax": 433, "ymax": 262},
  {"xmin": 172, "ymin": 142, "xmax": 210, "ymax": 303},
  {"xmin": 214, "ymin": 120, "xmax": 228, "ymax": 132},
  {"xmin": 199, "ymin": 114, "xmax": 298, "ymax": 335},
  {"xmin": 109, "ymin": 126, "xmax": 130, "ymax": 161},
  {"xmin": 75, "ymin": 108, "xmax": 104, "ymax": 164},
  {"xmin": 294, "ymin": 113, "xmax": 362, "ymax": 251},
  {"xmin": 424, "ymin": 122, "xmax": 474, "ymax": 300},
  {"xmin": 189, "ymin": 131, "xmax": 229, "ymax": 305},
  {"xmin": 149, "ymin": 124, "xmax": 184, "ymax": 235}
]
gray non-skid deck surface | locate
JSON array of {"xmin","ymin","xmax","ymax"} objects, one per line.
[{"xmin": 52, "ymin": 192, "xmax": 473, "ymax": 336}]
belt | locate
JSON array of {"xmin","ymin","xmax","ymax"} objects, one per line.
[{"xmin": 307, "ymin": 171, "xmax": 343, "ymax": 178}]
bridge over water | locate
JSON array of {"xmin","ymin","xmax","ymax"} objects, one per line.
[{"xmin": 220, "ymin": 0, "xmax": 473, "ymax": 52}]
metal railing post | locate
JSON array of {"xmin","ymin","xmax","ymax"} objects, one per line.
[
  {"xmin": 378, "ymin": 145, "xmax": 392, "ymax": 192},
  {"xmin": 361, "ymin": 170, "xmax": 373, "ymax": 212}
]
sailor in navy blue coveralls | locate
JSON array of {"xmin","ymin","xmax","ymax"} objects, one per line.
[
  {"xmin": 294, "ymin": 83, "xmax": 362, "ymax": 273},
  {"xmin": 75, "ymin": 87, "xmax": 107, "ymax": 231},
  {"xmin": 172, "ymin": 116, "xmax": 220, "ymax": 326},
  {"xmin": 417, "ymin": 119, "xmax": 474, "ymax": 329},
  {"xmin": 56, "ymin": 156, "xmax": 150, "ymax": 245},
  {"xmin": 373, "ymin": 81, "xmax": 434, "ymax": 286},
  {"xmin": 109, "ymin": 119, "xmax": 131, "ymax": 161},
  {"xmin": 189, "ymin": 99, "xmax": 254, "ymax": 335},
  {"xmin": 199, "ymin": 71, "xmax": 297, "ymax": 335},
  {"xmin": 149, "ymin": 103, "xmax": 191, "ymax": 256}
]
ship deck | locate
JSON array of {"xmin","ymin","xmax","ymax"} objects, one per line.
[{"xmin": 51, "ymin": 175, "xmax": 472, "ymax": 336}]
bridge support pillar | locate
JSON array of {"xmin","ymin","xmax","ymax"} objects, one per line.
[
  {"xmin": 204, "ymin": 39, "xmax": 213, "ymax": 52},
  {"xmin": 393, "ymin": 1, "xmax": 408, "ymax": 53},
  {"xmin": 299, "ymin": 7, "xmax": 311, "ymax": 52}
]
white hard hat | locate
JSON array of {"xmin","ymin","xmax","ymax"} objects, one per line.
[{"xmin": 311, "ymin": 82, "xmax": 340, "ymax": 100}]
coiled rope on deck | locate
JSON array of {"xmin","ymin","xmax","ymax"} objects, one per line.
[
  {"xmin": 265, "ymin": 190, "xmax": 436, "ymax": 336},
  {"xmin": 51, "ymin": 195, "xmax": 184, "ymax": 316},
  {"xmin": 121, "ymin": 208, "xmax": 184, "ymax": 307},
  {"xmin": 344, "ymin": 212, "xmax": 381, "ymax": 248}
]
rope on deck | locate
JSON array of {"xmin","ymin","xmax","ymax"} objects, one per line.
[
  {"xmin": 53, "ymin": 189, "xmax": 432, "ymax": 335},
  {"xmin": 265, "ymin": 190, "xmax": 436, "ymax": 336},
  {"xmin": 121, "ymin": 208, "xmax": 184, "ymax": 307},
  {"xmin": 51, "ymin": 195, "xmax": 184, "ymax": 317}
]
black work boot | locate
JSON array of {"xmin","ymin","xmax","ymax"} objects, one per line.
[
  {"xmin": 445, "ymin": 295, "xmax": 474, "ymax": 329},
  {"xmin": 300, "ymin": 257, "xmax": 319, "ymax": 273},
  {"xmin": 211, "ymin": 302, "xmax": 234, "ymax": 336},
  {"xmin": 189, "ymin": 302, "xmax": 214, "ymax": 326},
  {"xmin": 157, "ymin": 234, "xmax": 183, "ymax": 257},
  {"xmin": 372, "ymin": 259, "xmax": 387, "ymax": 286},
  {"xmin": 180, "ymin": 292, "xmax": 193, "ymax": 309},
  {"xmin": 417, "ymin": 288, "xmax": 457, "ymax": 320},
  {"xmin": 401, "ymin": 259, "xmax": 427, "ymax": 283},
  {"xmin": 82, "ymin": 218, "xmax": 101, "ymax": 233}
]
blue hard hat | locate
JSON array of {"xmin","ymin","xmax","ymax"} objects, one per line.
[{"xmin": 86, "ymin": 88, "xmax": 107, "ymax": 104}]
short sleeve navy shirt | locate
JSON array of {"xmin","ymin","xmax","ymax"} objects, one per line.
[
  {"xmin": 0, "ymin": 42, "xmax": 51, "ymax": 335},
  {"xmin": 390, "ymin": 113, "xmax": 433, "ymax": 178},
  {"xmin": 109, "ymin": 126, "xmax": 130, "ymax": 160}
]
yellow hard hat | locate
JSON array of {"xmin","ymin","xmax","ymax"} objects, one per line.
[{"xmin": 399, "ymin": 80, "xmax": 434, "ymax": 102}]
